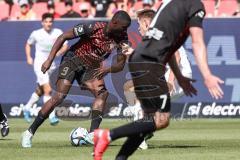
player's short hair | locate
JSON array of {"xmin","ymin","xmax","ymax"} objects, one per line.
[
  {"xmin": 112, "ymin": 10, "xmax": 131, "ymax": 27},
  {"xmin": 137, "ymin": 9, "xmax": 155, "ymax": 20},
  {"xmin": 42, "ymin": 13, "xmax": 54, "ymax": 21}
]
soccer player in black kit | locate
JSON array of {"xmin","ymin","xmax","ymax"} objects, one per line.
[
  {"xmin": 0, "ymin": 104, "xmax": 9, "ymax": 137},
  {"xmin": 21, "ymin": 10, "xmax": 131, "ymax": 148},
  {"xmin": 93, "ymin": 0, "xmax": 224, "ymax": 160}
]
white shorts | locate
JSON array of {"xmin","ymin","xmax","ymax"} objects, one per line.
[
  {"xmin": 165, "ymin": 70, "xmax": 192, "ymax": 102},
  {"xmin": 33, "ymin": 60, "xmax": 56, "ymax": 86}
]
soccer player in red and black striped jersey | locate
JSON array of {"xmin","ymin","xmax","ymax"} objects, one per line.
[{"xmin": 21, "ymin": 10, "xmax": 131, "ymax": 148}]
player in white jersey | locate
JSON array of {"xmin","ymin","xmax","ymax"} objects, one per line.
[{"xmin": 24, "ymin": 13, "xmax": 68, "ymax": 124}]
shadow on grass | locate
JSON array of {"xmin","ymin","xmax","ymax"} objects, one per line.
[
  {"xmin": 148, "ymin": 144, "xmax": 205, "ymax": 149},
  {"xmin": 0, "ymin": 138, "xmax": 13, "ymax": 141}
]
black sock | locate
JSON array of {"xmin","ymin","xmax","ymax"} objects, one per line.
[
  {"xmin": 110, "ymin": 116, "xmax": 156, "ymax": 141},
  {"xmin": 0, "ymin": 104, "xmax": 5, "ymax": 121},
  {"xmin": 115, "ymin": 134, "xmax": 145, "ymax": 160},
  {"xmin": 90, "ymin": 110, "xmax": 103, "ymax": 132},
  {"xmin": 28, "ymin": 112, "xmax": 47, "ymax": 135}
]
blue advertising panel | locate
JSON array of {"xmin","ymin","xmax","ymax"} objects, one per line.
[{"xmin": 0, "ymin": 18, "xmax": 239, "ymax": 118}]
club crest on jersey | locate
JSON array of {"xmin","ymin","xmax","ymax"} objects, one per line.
[{"xmin": 74, "ymin": 25, "xmax": 84, "ymax": 36}]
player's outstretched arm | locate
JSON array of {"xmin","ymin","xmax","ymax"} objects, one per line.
[
  {"xmin": 41, "ymin": 29, "xmax": 76, "ymax": 73},
  {"xmin": 93, "ymin": 54, "xmax": 127, "ymax": 79},
  {"xmin": 190, "ymin": 27, "xmax": 224, "ymax": 99},
  {"xmin": 108, "ymin": 53, "xmax": 127, "ymax": 73}
]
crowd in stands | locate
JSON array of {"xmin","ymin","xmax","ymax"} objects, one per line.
[{"xmin": 0, "ymin": 0, "xmax": 240, "ymax": 21}]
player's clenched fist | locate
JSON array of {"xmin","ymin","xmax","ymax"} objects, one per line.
[
  {"xmin": 41, "ymin": 60, "xmax": 52, "ymax": 73},
  {"xmin": 121, "ymin": 43, "xmax": 134, "ymax": 56}
]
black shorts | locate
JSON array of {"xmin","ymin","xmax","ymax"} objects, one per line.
[
  {"xmin": 58, "ymin": 51, "xmax": 101, "ymax": 85},
  {"xmin": 131, "ymin": 76, "xmax": 171, "ymax": 113},
  {"xmin": 58, "ymin": 51, "xmax": 87, "ymax": 84},
  {"xmin": 129, "ymin": 39, "xmax": 171, "ymax": 113}
]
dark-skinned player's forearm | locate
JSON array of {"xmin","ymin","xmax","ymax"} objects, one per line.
[
  {"xmin": 109, "ymin": 54, "xmax": 127, "ymax": 73},
  {"xmin": 47, "ymin": 29, "xmax": 76, "ymax": 62},
  {"xmin": 47, "ymin": 34, "xmax": 67, "ymax": 62}
]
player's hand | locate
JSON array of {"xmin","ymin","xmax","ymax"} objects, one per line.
[
  {"xmin": 41, "ymin": 59, "xmax": 52, "ymax": 74},
  {"xmin": 121, "ymin": 43, "xmax": 134, "ymax": 56},
  {"xmin": 177, "ymin": 76, "xmax": 197, "ymax": 97},
  {"xmin": 93, "ymin": 68, "xmax": 109, "ymax": 80},
  {"xmin": 204, "ymin": 75, "xmax": 224, "ymax": 100},
  {"xmin": 27, "ymin": 57, "xmax": 33, "ymax": 65},
  {"xmin": 168, "ymin": 80, "xmax": 176, "ymax": 96}
]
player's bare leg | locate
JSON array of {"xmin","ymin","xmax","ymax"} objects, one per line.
[
  {"xmin": 21, "ymin": 79, "xmax": 72, "ymax": 148},
  {"xmin": 84, "ymin": 79, "xmax": 109, "ymax": 133},
  {"xmin": 42, "ymin": 83, "xmax": 59, "ymax": 125}
]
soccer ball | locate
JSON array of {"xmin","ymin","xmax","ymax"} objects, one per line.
[{"xmin": 69, "ymin": 127, "xmax": 88, "ymax": 146}]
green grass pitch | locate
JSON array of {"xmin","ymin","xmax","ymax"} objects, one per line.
[{"xmin": 1, "ymin": 118, "xmax": 240, "ymax": 160}]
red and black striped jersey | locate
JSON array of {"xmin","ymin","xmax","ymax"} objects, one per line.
[{"xmin": 70, "ymin": 21, "xmax": 128, "ymax": 68}]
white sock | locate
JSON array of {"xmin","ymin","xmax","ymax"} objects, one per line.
[
  {"xmin": 133, "ymin": 101, "xmax": 143, "ymax": 121},
  {"xmin": 49, "ymin": 110, "xmax": 56, "ymax": 119},
  {"xmin": 43, "ymin": 95, "xmax": 51, "ymax": 103},
  {"xmin": 24, "ymin": 92, "xmax": 40, "ymax": 111},
  {"xmin": 43, "ymin": 95, "xmax": 56, "ymax": 119}
]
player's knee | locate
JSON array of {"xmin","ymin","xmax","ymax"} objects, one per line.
[
  {"xmin": 93, "ymin": 91, "xmax": 108, "ymax": 111},
  {"xmin": 52, "ymin": 93, "xmax": 66, "ymax": 105},
  {"xmin": 35, "ymin": 85, "xmax": 44, "ymax": 96},
  {"xmin": 96, "ymin": 87, "xmax": 109, "ymax": 99},
  {"xmin": 43, "ymin": 88, "xmax": 52, "ymax": 95},
  {"xmin": 154, "ymin": 117, "xmax": 170, "ymax": 130}
]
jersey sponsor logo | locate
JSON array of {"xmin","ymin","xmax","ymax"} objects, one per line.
[
  {"xmin": 77, "ymin": 25, "xmax": 83, "ymax": 33},
  {"xmin": 74, "ymin": 25, "xmax": 84, "ymax": 36}
]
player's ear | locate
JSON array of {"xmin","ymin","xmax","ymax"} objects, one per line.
[{"xmin": 111, "ymin": 19, "xmax": 118, "ymax": 25}]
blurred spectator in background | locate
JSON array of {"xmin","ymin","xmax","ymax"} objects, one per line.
[
  {"xmin": 233, "ymin": 0, "xmax": 240, "ymax": 16},
  {"xmin": 61, "ymin": 0, "xmax": 81, "ymax": 18},
  {"xmin": 12, "ymin": 0, "xmax": 36, "ymax": 20},
  {"xmin": 106, "ymin": 0, "xmax": 128, "ymax": 18},
  {"xmin": 91, "ymin": 0, "xmax": 112, "ymax": 17},
  {"xmin": 79, "ymin": 2, "xmax": 94, "ymax": 18},
  {"xmin": 106, "ymin": 0, "xmax": 118, "ymax": 18},
  {"xmin": 47, "ymin": 0, "xmax": 61, "ymax": 19},
  {"xmin": 116, "ymin": 0, "xmax": 127, "ymax": 11},
  {"xmin": 2, "ymin": 0, "xmax": 14, "ymax": 20},
  {"xmin": 126, "ymin": 0, "xmax": 136, "ymax": 18},
  {"xmin": 142, "ymin": 0, "xmax": 154, "ymax": 10}
]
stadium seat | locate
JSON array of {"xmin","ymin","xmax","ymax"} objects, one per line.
[
  {"xmin": 133, "ymin": 1, "xmax": 143, "ymax": 11},
  {"xmin": 32, "ymin": 2, "xmax": 48, "ymax": 19},
  {"xmin": 153, "ymin": 0, "xmax": 162, "ymax": 10},
  {"xmin": 9, "ymin": 4, "xmax": 21, "ymax": 20},
  {"xmin": 202, "ymin": 0, "xmax": 215, "ymax": 17},
  {"xmin": 54, "ymin": 2, "xmax": 66, "ymax": 15},
  {"xmin": 0, "ymin": 2, "xmax": 10, "ymax": 20},
  {"xmin": 218, "ymin": 0, "xmax": 238, "ymax": 17}
]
